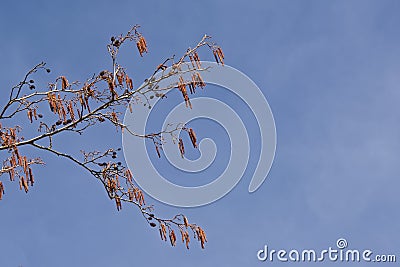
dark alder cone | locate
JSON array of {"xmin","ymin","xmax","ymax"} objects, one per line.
[{"xmin": 150, "ymin": 222, "xmax": 157, "ymax": 227}]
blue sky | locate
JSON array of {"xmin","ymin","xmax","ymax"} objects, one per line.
[{"xmin": 1, "ymin": 1, "xmax": 399, "ymax": 266}]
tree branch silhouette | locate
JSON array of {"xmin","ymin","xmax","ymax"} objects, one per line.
[{"xmin": 0, "ymin": 25, "xmax": 224, "ymax": 249}]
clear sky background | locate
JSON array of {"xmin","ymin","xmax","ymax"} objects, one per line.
[{"xmin": 1, "ymin": 1, "xmax": 399, "ymax": 266}]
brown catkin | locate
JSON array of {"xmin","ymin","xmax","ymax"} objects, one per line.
[
  {"xmin": 183, "ymin": 216, "xmax": 189, "ymax": 228},
  {"xmin": 193, "ymin": 51, "xmax": 201, "ymax": 68},
  {"xmin": 160, "ymin": 224, "xmax": 167, "ymax": 241},
  {"xmin": 169, "ymin": 230, "xmax": 177, "ymax": 246},
  {"xmin": 28, "ymin": 167, "xmax": 34, "ymax": 186},
  {"xmin": 21, "ymin": 177, "xmax": 29, "ymax": 193},
  {"xmin": 185, "ymin": 232, "xmax": 190, "ymax": 249},
  {"xmin": 61, "ymin": 76, "xmax": 69, "ymax": 90},
  {"xmin": 27, "ymin": 109, "xmax": 33, "ymax": 123},
  {"xmin": 115, "ymin": 196, "xmax": 122, "ymax": 211},
  {"xmin": 216, "ymin": 47, "xmax": 224, "ymax": 65},
  {"xmin": 140, "ymin": 36, "xmax": 148, "ymax": 52},
  {"xmin": 213, "ymin": 50, "xmax": 219, "ymax": 64},
  {"xmin": 68, "ymin": 101, "xmax": 75, "ymax": 121},
  {"xmin": 0, "ymin": 181, "xmax": 4, "ymax": 200},
  {"xmin": 178, "ymin": 138, "xmax": 185, "ymax": 158},
  {"xmin": 117, "ymin": 72, "xmax": 124, "ymax": 86},
  {"xmin": 188, "ymin": 128, "xmax": 197, "ymax": 148},
  {"xmin": 155, "ymin": 145, "xmax": 161, "ymax": 158},
  {"xmin": 189, "ymin": 54, "xmax": 196, "ymax": 68},
  {"xmin": 180, "ymin": 229, "xmax": 185, "ymax": 243}
]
